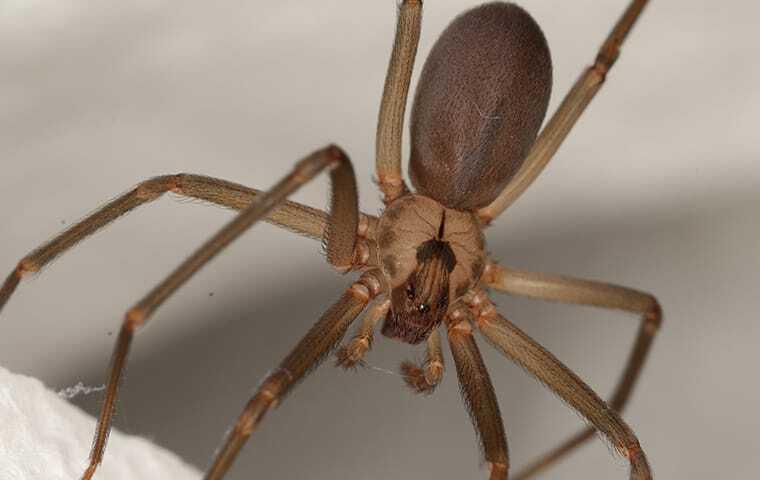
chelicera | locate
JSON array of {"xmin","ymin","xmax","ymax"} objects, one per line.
[{"xmin": 0, "ymin": 1, "xmax": 661, "ymax": 479}]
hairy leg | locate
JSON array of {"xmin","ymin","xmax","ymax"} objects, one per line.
[
  {"xmin": 471, "ymin": 294, "xmax": 651, "ymax": 480},
  {"xmin": 206, "ymin": 270, "xmax": 384, "ymax": 479},
  {"xmin": 80, "ymin": 145, "xmax": 361, "ymax": 479},
  {"xmin": 479, "ymin": 0, "xmax": 650, "ymax": 222},
  {"xmin": 1, "ymin": 172, "xmax": 376, "ymax": 314},
  {"xmin": 483, "ymin": 264, "xmax": 661, "ymax": 478},
  {"xmin": 376, "ymin": 0, "xmax": 422, "ymax": 203},
  {"xmin": 447, "ymin": 305, "xmax": 509, "ymax": 480}
]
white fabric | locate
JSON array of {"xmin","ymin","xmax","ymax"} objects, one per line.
[{"xmin": 0, "ymin": 367, "xmax": 201, "ymax": 480}]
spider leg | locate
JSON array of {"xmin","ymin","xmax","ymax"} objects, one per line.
[
  {"xmin": 400, "ymin": 327, "xmax": 444, "ymax": 394},
  {"xmin": 482, "ymin": 263, "xmax": 661, "ymax": 479},
  {"xmin": 376, "ymin": 0, "xmax": 421, "ymax": 203},
  {"xmin": 79, "ymin": 145, "xmax": 361, "ymax": 480},
  {"xmin": 478, "ymin": 0, "xmax": 650, "ymax": 222},
  {"xmin": 472, "ymin": 298, "xmax": 652, "ymax": 480},
  {"xmin": 206, "ymin": 270, "xmax": 384, "ymax": 480},
  {"xmin": 335, "ymin": 297, "xmax": 390, "ymax": 369},
  {"xmin": 0, "ymin": 172, "xmax": 375, "ymax": 314},
  {"xmin": 447, "ymin": 306, "xmax": 509, "ymax": 480}
]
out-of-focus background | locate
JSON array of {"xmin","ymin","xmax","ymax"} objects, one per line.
[{"xmin": 1, "ymin": 1, "xmax": 758, "ymax": 478}]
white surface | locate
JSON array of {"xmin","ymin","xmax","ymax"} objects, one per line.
[{"xmin": 0, "ymin": 366, "xmax": 200, "ymax": 480}]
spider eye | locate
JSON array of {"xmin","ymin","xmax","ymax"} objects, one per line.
[
  {"xmin": 417, "ymin": 303, "xmax": 429, "ymax": 313},
  {"xmin": 406, "ymin": 284, "xmax": 415, "ymax": 300}
]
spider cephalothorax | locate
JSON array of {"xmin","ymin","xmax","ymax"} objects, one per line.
[{"xmin": 376, "ymin": 195, "xmax": 485, "ymax": 344}]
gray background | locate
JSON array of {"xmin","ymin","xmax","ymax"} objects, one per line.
[{"xmin": 1, "ymin": 0, "xmax": 759, "ymax": 478}]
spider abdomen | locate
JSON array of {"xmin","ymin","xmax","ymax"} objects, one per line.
[{"xmin": 409, "ymin": 2, "xmax": 552, "ymax": 210}]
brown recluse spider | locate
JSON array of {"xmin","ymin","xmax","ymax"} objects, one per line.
[{"xmin": 0, "ymin": 1, "xmax": 662, "ymax": 479}]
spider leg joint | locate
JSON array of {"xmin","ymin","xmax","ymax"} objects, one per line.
[
  {"xmin": 17, "ymin": 258, "xmax": 40, "ymax": 276},
  {"xmin": 125, "ymin": 307, "xmax": 147, "ymax": 330},
  {"xmin": 644, "ymin": 300, "xmax": 663, "ymax": 333}
]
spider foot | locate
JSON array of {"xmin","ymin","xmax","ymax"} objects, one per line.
[
  {"xmin": 335, "ymin": 339, "xmax": 370, "ymax": 370},
  {"xmin": 400, "ymin": 360, "xmax": 442, "ymax": 395}
]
